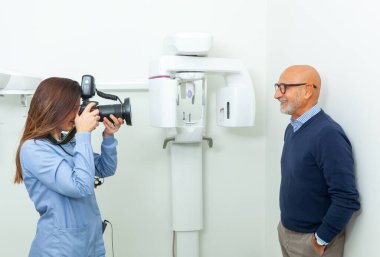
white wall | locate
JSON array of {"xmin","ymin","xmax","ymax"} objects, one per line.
[
  {"xmin": 0, "ymin": 1, "xmax": 267, "ymax": 257},
  {"xmin": 266, "ymin": 0, "xmax": 380, "ymax": 257}
]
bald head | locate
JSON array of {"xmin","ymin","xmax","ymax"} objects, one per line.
[
  {"xmin": 280, "ymin": 65, "xmax": 321, "ymax": 85},
  {"xmin": 279, "ymin": 65, "xmax": 321, "ymax": 100}
]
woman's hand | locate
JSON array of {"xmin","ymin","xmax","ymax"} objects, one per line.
[
  {"xmin": 75, "ymin": 102, "xmax": 100, "ymax": 132},
  {"xmin": 103, "ymin": 114, "xmax": 124, "ymax": 137}
]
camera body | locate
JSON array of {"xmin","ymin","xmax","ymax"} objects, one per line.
[{"xmin": 80, "ymin": 75, "xmax": 132, "ymax": 126}]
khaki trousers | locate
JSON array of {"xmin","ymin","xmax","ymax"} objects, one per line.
[{"xmin": 277, "ymin": 221, "xmax": 345, "ymax": 257}]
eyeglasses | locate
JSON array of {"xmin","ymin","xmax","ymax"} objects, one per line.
[{"xmin": 274, "ymin": 83, "xmax": 317, "ymax": 94}]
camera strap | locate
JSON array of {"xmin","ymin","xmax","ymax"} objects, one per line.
[{"xmin": 46, "ymin": 127, "xmax": 77, "ymax": 145}]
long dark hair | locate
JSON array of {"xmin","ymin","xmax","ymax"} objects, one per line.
[{"xmin": 14, "ymin": 77, "xmax": 81, "ymax": 183}]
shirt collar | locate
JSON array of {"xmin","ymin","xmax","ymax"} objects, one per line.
[{"xmin": 290, "ymin": 103, "xmax": 321, "ymax": 132}]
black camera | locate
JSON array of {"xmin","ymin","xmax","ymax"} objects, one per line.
[{"xmin": 79, "ymin": 75, "xmax": 132, "ymax": 126}]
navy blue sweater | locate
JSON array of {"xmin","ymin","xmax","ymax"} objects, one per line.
[{"xmin": 280, "ymin": 110, "xmax": 360, "ymax": 243}]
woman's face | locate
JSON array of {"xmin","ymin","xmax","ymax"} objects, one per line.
[{"xmin": 59, "ymin": 98, "xmax": 81, "ymax": 132}]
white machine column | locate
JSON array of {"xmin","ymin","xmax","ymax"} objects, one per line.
[
  {"xmin": 149, "ymin": 32, "xmax": 255, "ymax": 257},
  {"xmin": 171, "ymin": 142, "xmax": 203, "ymax": 257},
  {"xmin": 176, "ymin": 232, "xmax": 199, "ymax": 257}
]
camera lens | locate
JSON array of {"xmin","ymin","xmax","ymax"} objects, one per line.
[
  {"xmin": 123, "ymin": 98, "xmax": 132, "ymax": 125},
  {"xmin": 98, "ymin": 98, "xmax": 132, "ymax": 126}
]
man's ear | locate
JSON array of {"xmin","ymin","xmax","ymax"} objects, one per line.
[{"xmin": 304, "ymin": 83, "xmax": 314, "ymax": 100}]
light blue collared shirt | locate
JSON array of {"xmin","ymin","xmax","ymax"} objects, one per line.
[{"xmin": 290, "ymin": 104, "xmax": 321, "ymax": 132}]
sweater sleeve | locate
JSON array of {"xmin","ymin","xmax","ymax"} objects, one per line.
[
  {"xmin": 315, "ymin": 126, "xmax": 360, "ymax": 243},
  {"xmin": 21, "ymin": 132, "xmax": 95, "ymax": 198}
]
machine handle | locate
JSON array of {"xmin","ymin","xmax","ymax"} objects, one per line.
[
  {"xmin": 163, "ymin": 137, "xmax": 175, "ymax": 149},
  {"xmin": 202, "ymin": 136, "xmax": 213, "ymax": 148}
]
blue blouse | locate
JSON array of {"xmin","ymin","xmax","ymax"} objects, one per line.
[{"xmin": 21, "ymin": 132, "xmax": 118, "ymax": 257}]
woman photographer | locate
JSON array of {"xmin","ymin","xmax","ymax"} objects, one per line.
[{"xmin": 14, "ymin": 77, "xmax": 124, "ymax": 257}]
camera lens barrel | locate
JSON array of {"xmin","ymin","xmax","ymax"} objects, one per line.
[{"xmin": 98, "ymin": 98, "xmax": 132, "ymax": 126}]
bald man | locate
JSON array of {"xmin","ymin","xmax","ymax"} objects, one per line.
[{"xmin": 274, "ymin": 65, "xmax": 360, "ymax": 257}]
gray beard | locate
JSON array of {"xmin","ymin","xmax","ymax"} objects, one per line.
[{"xmin": 279, "ymin": 94, "xmax": 301, "ymax": 115}]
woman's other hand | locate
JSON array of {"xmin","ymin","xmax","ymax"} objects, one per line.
[{"xmin": 102, "ymin": 114, "xmax": 124, "ymax": 137}]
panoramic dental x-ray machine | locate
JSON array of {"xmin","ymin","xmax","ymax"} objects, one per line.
[{"xmin": 149, "ymin": 32, "xmax": 255, "ymax": 257}]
